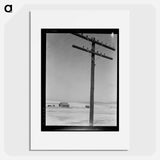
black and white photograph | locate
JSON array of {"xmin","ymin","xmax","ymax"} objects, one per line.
[{"xmin": 41, "ymin": 29, "xmax": 119, "ymax": 131}]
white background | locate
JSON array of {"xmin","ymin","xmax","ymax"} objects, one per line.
[
  {"xmin": 31, "ymin": 10, "xmax": 129, "ymax": 150},
  {"xmin": 0, "ymin": 0, "xmax": 160, "ymax": 159}
]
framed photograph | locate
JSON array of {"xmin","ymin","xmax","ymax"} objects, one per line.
[
  {"xmin": 41, "ymin": 29, "xmax": 119, "ymax": 131},
  {"xmin": 30, "ymin": 10, "xmax": 129, "ymax": 150}
]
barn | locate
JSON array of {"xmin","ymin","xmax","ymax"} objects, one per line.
[{"xmin": 59, "ymin": 102, "xmax": 70, "ymax": 108}]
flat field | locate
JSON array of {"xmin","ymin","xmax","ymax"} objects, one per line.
[{"xmin": 46, "ymin": 102, "xmax": 117, "ymax": 126}]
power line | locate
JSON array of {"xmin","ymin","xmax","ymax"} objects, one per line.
[
  {"xmin": 71, "ymin": 33, "xmax": 114, "ymax": 126},
  {"xmin": 72, "ymin": 33, "xmax": 115, "ymax": 51},
  {"xmin": 72, "ymin": 45, "xmax": 113, "ymax": 60}
]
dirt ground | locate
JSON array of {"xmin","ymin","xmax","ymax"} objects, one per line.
[{"xmin": 46, "ymin": 103, "xmax": 117, "ymax": 126}]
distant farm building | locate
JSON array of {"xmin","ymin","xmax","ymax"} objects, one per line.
[
  {"xmin": 59, "ymin": 102, "xmax": 70, "ymax": 108},
  {"xmin": 47, "ymin": 104, "xmax": 55, "ymax": 107},
  {"xmin": 85, "ymin": 105, "xmax": 90, "ymax": 108}
]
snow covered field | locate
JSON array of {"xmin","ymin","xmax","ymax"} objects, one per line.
[{"xmin": 46, "ymin": 101, "xmax": 117, "ymax": 126}]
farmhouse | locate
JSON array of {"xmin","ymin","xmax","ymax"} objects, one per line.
[
  {"xmin": 59, "ymin": 102, "xmax": 70, "ymax": 108},
  {"xmin": 47, "ymin": 104, "xmax": 55, "ymax": 107},
  {"xmin": 85, "ymin": 105, "xmax": 90, "ymax": 108}
]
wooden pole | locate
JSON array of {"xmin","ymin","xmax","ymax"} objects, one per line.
[
  {"xmin": 71, "ymin": 33, "xmax": 114, "ymax": 126},
  {"xmin": 89, "ymin": 42, "xmax": 95, "ymax": 126}
]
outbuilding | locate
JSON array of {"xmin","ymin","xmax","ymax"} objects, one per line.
[{"xmin": 59, "ymin": 102, "xmax": 70, "ymax": 108}]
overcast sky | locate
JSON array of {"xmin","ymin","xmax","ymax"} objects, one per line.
[{"xmin": 46, "ymin": 33, "xmax": 117, "ymax": 103}]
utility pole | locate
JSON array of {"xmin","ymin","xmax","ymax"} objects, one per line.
[
  {"xmin": 72, "ymin": 33, "xmax": 115, "ymax": 126},
  {"xmin": 90, "ymin": 42, "xmax": 95, "ymax": 126}
]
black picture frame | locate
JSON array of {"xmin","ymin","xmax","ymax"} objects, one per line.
[{"xmin": 41, "ymin": 29, "xmax": 119, "ymax": 131}]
